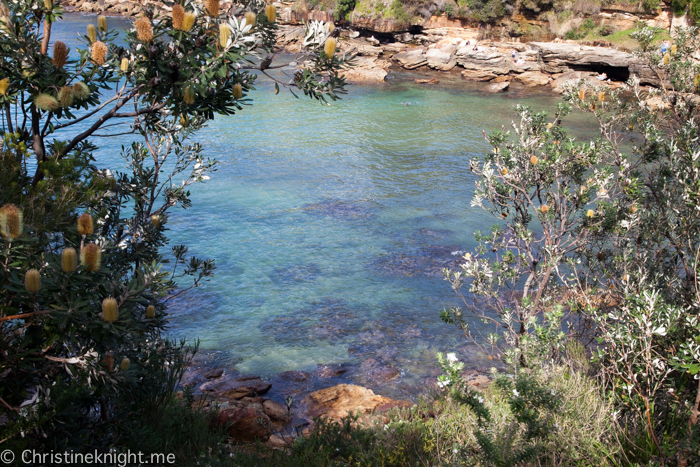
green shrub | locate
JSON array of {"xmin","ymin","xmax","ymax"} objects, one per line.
[{"xmin": 335, "ymin": 0, "xmax": 357, "ymax": 20}]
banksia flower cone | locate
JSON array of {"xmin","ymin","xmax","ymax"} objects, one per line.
[
  {"xmin": 530, "ymin": 155, "xmax": 538, "ymax": 165},
  {"xmin": 77, "ymin": 213, "xmax": 94, "ymax": 235},
  {"xmin": 102, "ymin": 354, "xmax": 114, "ymax": 372},
  {"xmin": 25, "ymin": 269, "xmax": 41, "ymax": 293},
  {"xmin": 0, "ymin": 78, "xmax": 9, "ymax": 96},
  {"xmin": 501, "ymin": 167, "xmax": 508, "ymax": 176},
  {"xmin": 62, "ymin": 247, "xmax": 78, "ymax": 273},
  {"xmin": 120, "ymin": 57, "xmax": 129, "ymax": 72},
  {"xmin": 183, "ymin": 86, "xmax": 195, "ymax": 105},
  {"xmin": 232, "ymin": 83, "xmax": 243, "ymax": 99},
  {"xmin": 540, "ymin": 204, "xmax": 549, "ymax": 214},
  {"xmin": 80, "ymin": 243, "xmax": 101, "ymax": 272},
  {"xmin": 98, "ymin": 15, "xmax": 108, "ymax": 32},
  {"xmin": 58, "ymin": 86, "xmax": 74, "ymax": 109},
  {"xmin": 219, "ymin": 23, "xmax": 230, "ymax": 48},
  {"xmin": 598, "ymin": 91, "xmax": 605, "ymax": 102},
  {"xmin": 134, "ymin": 17, "xmax": 154, "ymax": 42},
  {"xmin": 87, "ymin": 24, "xmax": 97, "ymax": 43},
  {"xmin": 91, "ymin": 41, "xmax": 108, "ymax": 65},
  {"xmin": 0, "ymin": 204, "xmax": 22, "ymax": 238},
  {"xmin": 150, "ymin": 214, "xmax": 161, "ymax": 228},
  {"xmin": 578, "ymin": 88, "xmax": 585, "ymax": 101},
  {"xmin": 244, "ymin": 11, "xmax": 256, "ymax": 26},
  {"xmin": 146, "ymin": 305, "xmax": 155, "ymax": 318},
  {"xmin": 663, "ymin": 53, "xmax": 670, "ymax": 65},
  {"xmin": 206, "ymin": 0, "xmax": 220, "ymax": 16},
  {"xmin": 695, "ymin": 75, "xmax": 699, "ymax": 88},
  {"xmin": 35, "ymin": 94, "xmax": 59, "ymax": 112},
  {"xmin": 72, "ymin": 82, "xmax": 90, "ymax": 100},
  {"xmin": 671, "ymin": 44, "xmax": 677, "ymax": 55},
  {"xmin": 265, "ymin": 4, "xmax": 276, "ymax": 22},
  {"xmin": 587, "ymin": 209, "xmax": 595, "ymax": 218},
  {"xmin": 182, "ymin": 12, "xmax": 196, "ymax": 31},
  {"xmin": 52, "ymin": 41, "xmax": 69, "ymax": 68},
  {"xmin": 172, "ymin": 4, "xmax": 184, "ymax": 29},
  {"xmin": 44, "ymin": 0, "xmax": 52, "ymax": 9},
  {"xmin": 120, "ymin": 357, "xmax": 130, "ymax": 371},
  {"xmin": 102, "ymin": 297, "xmax": 119, "ymax": 323},
  {"xmin": 324, "ymin": 37, "xmax": 336, "ymax": 58}
]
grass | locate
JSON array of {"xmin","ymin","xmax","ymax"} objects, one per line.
[{"xmin": 578, "ymin": 26, "xmax": 671, "ymax": 51}]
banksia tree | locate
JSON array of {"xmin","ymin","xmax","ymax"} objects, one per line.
[
  {"xmin": 77, "ymin": 213, "xmax": 94, "ymax": 235},
  {"xmin": 134, "ymin": 17, "xmax": 153, "ymax": 42},
  {"xmin": 102, "ymin": 297, "xmax": 119, "ymax": 322},
  {"xmin": 52, "ymin": 41, "xmax": 69, "ymax": 68},
  {"xmin": 62, "ymin": 247, "xmax": 78, "ymax": 273},
  {"xmin": 172, "ymin": 4, "xmax": 185, "ymax": 29},
  {"xmin": 91, "ymin": 41, "xmax": 108, "ymax": 65},
  {"xmin": 80, "ymin": 243, "xmax": 101, "ymax": 272},
  {"xmin": 24, "ymin": 269, "xmax": 41, "ymax": 293}
]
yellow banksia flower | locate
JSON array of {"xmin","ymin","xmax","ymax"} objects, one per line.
[
  {"xmin": 629, "ymin": 205, "xmax": 637, "ymax": 214},
  {"xmin": 622, "ymin": 274, "xmax": 629, "ymax": 282},
  {"xmin": 578, "ymin": 88, "xmax": 585, "ymax": 101},
  {"xmin": 120, "ymin": 357, "xmax": 130, "ymax": 371},
  {"xmin": 87, "ymin": 24, "xmax": 97, "ymax": 43},
  {"xmin": 628, "ymin": 123, "xmax": 634, "ymax": 131},
  {"xmin": 265, "ymin": 4, "xmax": 276, "ymax": 22},
  {"xmin": 501, "ymin": 167, "xmax": 508, "ymax": 176},
  {"xmin": 587, "ymin": 209, "xmax": 595, "ymax": 218},
  {"xmin": 183, "ymin": 86, "xmax": 195, "ymax": 105},
  {"xmin": 182, "ymin": 12, "xmax": 196, "ymax": 31},
  {"xmin": 328, "ymin": 22, "xmax": 335, "ymax": 31},
  {"xmin": 120, "ymin": 57, "xmax": 129, "ymax": 72},
  {"xmin": 77, "ymin": 213, "xmax": 94, "ymax": 235},
  {"xmin": 663, "ymin": 53, "xmax": 670, "ymax": 65},
  {"xmin": 25, "ymin": 269, "xmax": 41, "ymax": 293},
  {"xmin": 324, "ymin": 37, "xmax": 336, "ymax": 58},
  {"xmin": 0, "ymin": 204, "xmax": 22, "ymax": 239},
  {"xmin": 35, "ymin": 93, "xmax": 59, "ymax": 112},
  {"xmin": 146, "ymin": 305, "xmax": 155, "ymax": 318},
  {"xmin": 232, "ymin": 83, "xmax": 243, "ymax": 99},
  {"xmin": 134, "ymin": 17, "xmax": 154, "ymax": 42},
  {"xmin": 44, "ymin": 0, "xmax": 52, "ymax": 10},
  {"xmin": 670, "ymin": 44, "xmax": 677, "ymax": 55},
  {"xmin": 695, "ymin": 75, "xmax": 699, "ymax": 88},
  {"xmin": 0, "ymin": 78, "xmax": 9, "ymax": 96},
  {"xmin": 172, "ymin": 4, "xmax": 185, "ymax": 29},
  {"xmin": 206, "ymin": 0, "xmax": 220, "ymax": 16},
  {"xmin": 150, "ymin": 214, "xmax": 161, "ymax": 228},
  {"xmin": 590, "ymin": 102, "xmax": 596, "ymax": 111},
  {"xmin": 62, "ymin": 247, "xmax": 78, "ymax": 273},
  {"xmin": 598, "ymin": 91, "xmax": 605, "ymax": 102},
  {"xmin": 243, "ymin": 10, "xmax": 255, "ymax": 26},
  {"xmin": 219, "ymin": 23, "xmax": 231, "ymax": 48},
  {"xmin": 72, "ymin": 82, "xmax": 90, "ymax": 100},
  {"xmin": 102, "ymin": 297, "xmax": 119, "ymax": 323},
  {"xmin": 58, "ymin": 86, "xmax": 74, "ymax": 109},
  {"xmin": 540, "ymin": 204, "xmax": 549, "ymax": 214},
  {"xmin": 530, "ymin": 155, "xmax": 538, "ymax": 165},
  {"xmin": 91, "ymin": 41, "xmax": 108, "ymax": 65},
  {"xmin": 80, "ymin": 243, "xmax": 101, "ymax": 272},
  {"xmin": 52, "ymin": 41, "xmax": 69, "ymax": 68},
  {"xmin": 98, "ymin": 15, "xmax": 108, "ymax": 32}
]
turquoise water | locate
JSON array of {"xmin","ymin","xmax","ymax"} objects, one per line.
[{"xmin": 52, "ymin": 16, "xmax": 597, "ymax": 392}]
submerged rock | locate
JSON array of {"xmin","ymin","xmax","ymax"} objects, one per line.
[
  {"xmin": 302, "ymin": 200, "xmax": 372, "ymax": 219},
  {"xmin": 486, "ymin": 81, "xmax": 510, "ymax": 93},
  {"xmin": 269, "ymin": 263, "xmax": 321, "ymax": 284}
]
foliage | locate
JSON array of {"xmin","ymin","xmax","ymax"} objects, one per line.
[
  {"xmin": 671, "ymin": 0, "xmax": 689, "ymax": 15},
  {"xmin": 335, "ymin": 0, "xmax": 357, "ymax": 20},
  {"xmin": 564, "ymin": 17, "xmax": 596, "ymax": 40}
]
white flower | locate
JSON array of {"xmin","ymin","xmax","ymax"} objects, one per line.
[
  {"xmin": 453, "ymin": 448, "xmax": 458, "ymax": 454},
  {"xmin": 446, "ymin": 353, "xmax": 458, "ymax": 363},
  {"xmin": 478, "ymin": 396, "xmax": 484, "ymax": 403},
  {"xmin": 512, "ymin": 389, "xmax": 520, "ymax": 397},
  {"xmin": 550, "ymin": 389, "xmax": 555, "ymax": 396}
]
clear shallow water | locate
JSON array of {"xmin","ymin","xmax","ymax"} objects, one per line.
[{"xmin": 51, "ymin": 15, "xmax": 598, "ymax": 394}]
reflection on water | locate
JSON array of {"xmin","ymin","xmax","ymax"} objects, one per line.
[{"xmin": 50, "ymin": 14, "xmax": 600, "ymax": 398}]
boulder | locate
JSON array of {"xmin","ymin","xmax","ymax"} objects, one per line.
[
  {"xmin": 455, "ymin": 48, "xmax": 512, "ymax": 76},
  {"xmin": 549, "ymin": 70, "xmax": 597, "ymax": 93},
  {"xmin": 425, "ymin": 48, "xmax": 457, "ymax": 71},
  {"xmin": 393, "ymin": 49, "xmax": 427, "ymax": 70},
  {"xmin": 263, "ymin": 399, "xmax": 291, "ymax": 422},
  {"xmin": 200, "ymin": 374, "xmax": 271, "ymax": 400},
  {"xmin": 461, "ymin": 69, "xmax": 497, "ymax": 81},
  {"xmin": 214, "ymin": 405, "xmax": 272, "ymax": 443},
  {"xmin": 513, "ymin": 71, "xmax": 551, "ymax": 86},
  {"xmin": 486, "ymin": 81, "xmax": 510, "ymax": 93},
  {"xmin": 415, "ymin": 78, "xmax": 440, "ymax": 84},
  {"xmin": 300, "ymin": 384, "xmax": 413, "ymax": 421}
]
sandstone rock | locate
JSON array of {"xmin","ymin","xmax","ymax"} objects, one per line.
[
  {"xmin": 200, "ymin": 374, "xmax": 271, "ymax": 400},
  {"xmin": 513, "ymin": 71, "xmax": 551, "ymax": 86},
  {"xmin": 644, "ymin": 95, "xmax": 669, "ymax": 110},
  {"xmin": 263, "ymin": 399, "xmax": 291, "ymax": 422},
  {"xmin": 342, "ymin": 67, "xmax": 388, "ymax": 83},
  {"xmin": 425, "ymin": 48, "xmax": 457, "ymax": 71},
  {"xmin": 313, "ymin": 364, "xmax": 348, "ymax": 378},
  {"xmin": 486, "ymin": 81, "xmax": 510, "ymax": 93},
  {"xmin": 203, "ymin": 368, "xmax": 224, "ymax": 379},
  {"xmin": 415, "ymin": 78, "xmax": 440, "ymax": 84},
  {"xmin": 455, "ymin": 48, "xmax": 511, "ymax": 76},
  {"xmin": 461, "ymin": 69, "xmax": 497, "ymax": 81},
  {"xmin": 300, "ymin": 384, "xmax": 412, "ymax": 421},
  {"xmin": 215, "ymin": 405, "xmax": 272, "ymax": 443},
  {"xmin": 549, "ymin": 70, "xmax": 597, "ymax": 93},
  {"xmin": 466, "ymin": 374, "xmax": 492, "ymax": 389},
  {"xmin": 266, "ymin": 434, "xmax": 294, "ymax": 450},
  {"xmin": 276, "ymin": 370, "xmax": 310, "ymax": 382},
  {"xmin": 393, "ymin": 49, "xmax": 427, "ymax": 70},
  {"xmin": 350, "ymin": 17, "xmax": 405, "ymax": 33},
  {"xmin": 360, "ymin": 358, "xmax": 400, "ymax": 382}
]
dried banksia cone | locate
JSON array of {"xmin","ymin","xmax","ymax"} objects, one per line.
[
  {"xmin": 172, "ymin": 4, "xmax": 185, "ymax": 29},
  {"xmin": 182, "ymin": 11, "xmax": 196, "ymax": 31},
  {"xmin": 80, "ymin": 243, "xmax": 101, "ymax": 272},
  {"xmin": 0, "ymin": 78, "xmax": 9, "ymax": 96},
  {"xmin": 324, "ymin": 37, "xmax": 336, "ymax": 58},
  {"xmin": 25, "ymin": 269, "xmax": 41, "ymax": 293},
  {"xmin": 102, "ymin": 354, "xmax": 114, "ymax": 372},
  {"xmin": 1, "ymin": 204, "xmax": 22, "ymax": 239},
  {"xmin": 98, "ymin": 15, "xmax": 108, "ymax": 32},
  {"xmin": 530, "ymin": 155, "xmax": 538, "ymax": 165},
  {"xmin": 77, "ymin": 213, "xmax": 94, "ymax": 235},
  {"xmin": 629, "ymin": 205, "xmax": 637, "ymax": 213},
  {"xmin": 219, "ymin": 23, "xmax": 230, "ymax": 48},
  {"xmin": 578, "ymin": 88, "xmax": 585, "ymax": 100},
  {"xmin": 119, "ymin": 357, "xmax": 130, "ymax": 371},
  {"xmin": 146, "ymin": 305, "xmax": 155, "ymax": 318},
  {"xmin": 598, "ymin": 91, "xmax": 605, "ymax": 102},
  {"xmin": 134, "ymin": 17, "xmax": 154, "ymax": 42},
  {"xmin": 150, "ymin": 214, "xmax": 161, "ymax": 228},
  {"xmin": 232, "ymin": 83, "xmax": 242, "ymax": 99},
  {"xmin": 72, "ymin": 82, "xmax": 90, "ymax": 100},
  {"xmin": 206, "ymin": 0, "xmax": 220, "ymax": 16},
  {"xmin": 91, "ymin": 41, "xmax": 108, "ymax": 65},
  {"xmin": 52, "ymin": 41, "xmax": 69, "ymax": 68},
  {"xmin": 540, "ymin": 204, "xmax": 549, "ymax": 214},
  {"xmin": 587, "ymin": 209, "xmax": 595, "ymax": 218},
  {"xmin": 590, "ymin": 102, "xmax": 596, "ymax": 111},
  {"xmin": 102, "ymin": 297, "xmax": 119, "ymax": 322},
  {"xmin": 265, "ymin": 4, "xmax": 276, "ymax": 22},
  {"xmin": 183, "ymin": 86, "xmax": 195, "ymax": 105},
  {"xmin": 34, "ymin": 93, "xmax": 59, "ymax": 112},
  {"xmin": 120, "ymin": 57, "xmax": 129, "ymax": 72},
  {"xmin": 244, "ymin": 10, "xmax": 256, "ymax": 26},
  {"xmin": 62, "ymin": 247, "xmax": 78, "ymax": 273},
  {"xmin": 58, "ymin": 86, "xmax": 74, "ymax": 109},
  {"xmin": 663, "ymin": 53, "xmax": 670, "ymax": 65},
  {"xmin": 87, "ymin": 24, "xmax": 97, "ymax": 43}
]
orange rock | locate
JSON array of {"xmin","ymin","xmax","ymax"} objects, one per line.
[{"xmin": 300, "ymin": 384, "xmax": 413, "ymax": 421}]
